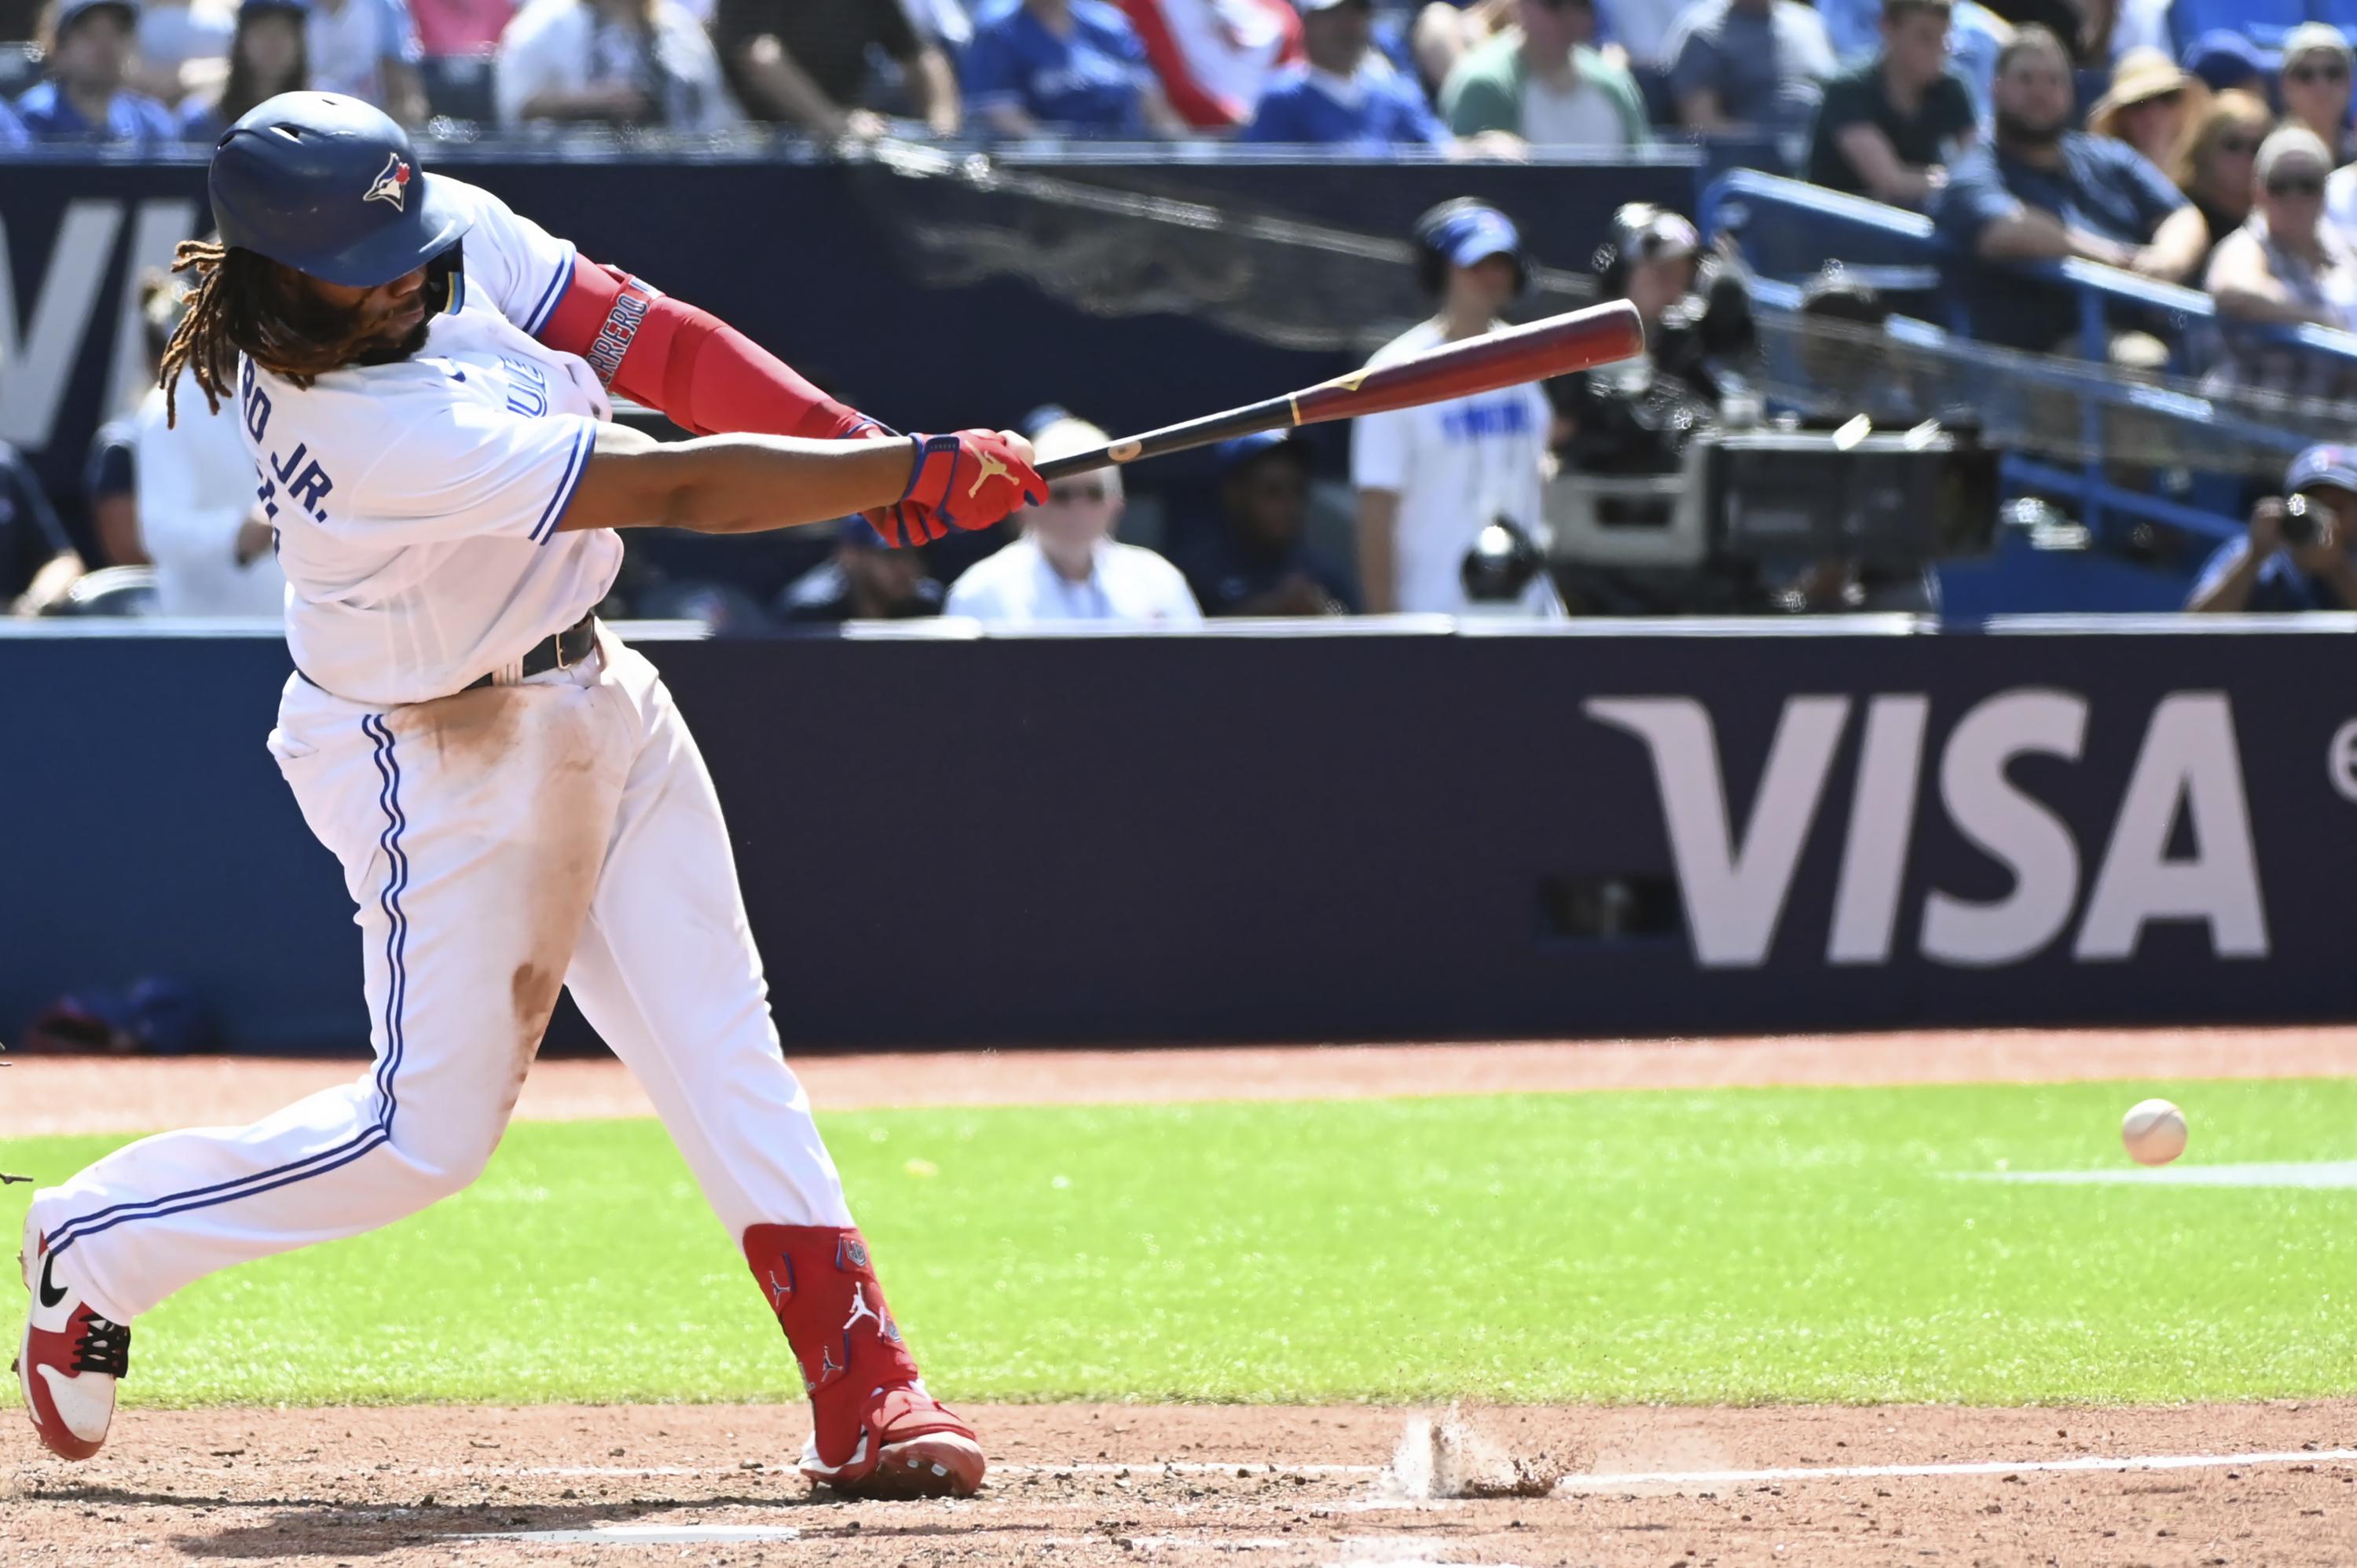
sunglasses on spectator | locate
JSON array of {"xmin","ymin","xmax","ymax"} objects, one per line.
[
  {"xmin": 2268, "ymin": 173, "xmax": 2327, "ymax": 197},
  {"xmin": 2217, "ymin": 134, "xmax": 2262, "ymax": 156},
  {"xmin": 2288, "ymin": 62, "xmax": 2350, "ymax": 85},
  {"xmin": 1046, "ymin": 482, "xmax": 1109, "ymax": 505}
]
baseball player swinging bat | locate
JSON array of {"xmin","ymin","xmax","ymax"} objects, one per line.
[{"xmin": 1034, "ymin": 299, "xmax": 1645, "ymax": 482}]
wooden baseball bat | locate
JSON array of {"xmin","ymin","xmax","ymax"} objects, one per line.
[{"xmin": 1034, "ymin": 300, "xmax": 1644, "ymax": 482}]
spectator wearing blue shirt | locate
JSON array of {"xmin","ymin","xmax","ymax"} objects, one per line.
[
  {"xmin": 1931, "ymin": 24, "xmax": 2205, "ymax": 353},
  {"xmin": 963, "ymin": 0, "xmax": 1186, "ymax": 136},
  {"xmin": 1663, "ymin": 0, "xmax": 1834, "ymax": 135},
  {"xmin": 0, "ymin": 94, "xmax": 26, "ymax": 147},
  {"xmin": 14, "ymin": 0, "xmax": 180, "ymax": 145},
  {"xmin": 2187, "ymin": 447, "xmax": 2357, "ymax": 614},
  {"xmin": 1243, "ymin": 0, "xmax": 1447, "ymax": 148}
]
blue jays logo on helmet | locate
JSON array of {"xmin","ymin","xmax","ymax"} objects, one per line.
[
  {"xmin": 210, "ymin": 93, "xmax": 473, "ymax": 288},
  {"xmin": 365, "ymin": 150, "xmax": 412, "ymax": 212}
]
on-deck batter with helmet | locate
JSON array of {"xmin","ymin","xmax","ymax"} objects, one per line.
[{"xmin": 15, "ymin": 91, "xmax": 1043, "ymax": 1500}]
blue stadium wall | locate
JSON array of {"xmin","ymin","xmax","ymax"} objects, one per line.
[{"xmin": 4, "ymin": 622, "xmax": 2354, "ymax": 1053}]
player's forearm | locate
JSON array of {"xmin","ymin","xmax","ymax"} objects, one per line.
[{"xmin": 566, "ymin": 426, "xmax": 916, "ymax": 536}]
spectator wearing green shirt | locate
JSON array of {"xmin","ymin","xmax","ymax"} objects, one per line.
[
  {"xmin": 1804, "ymin": 0, "xmax": 1974, "ymax": 207},
  {"xmin": 1440, "ymin": 0, "xmax": 1649, "ymax": 152}
]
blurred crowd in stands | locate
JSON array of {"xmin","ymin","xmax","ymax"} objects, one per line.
[{"xmin": 7, "ymin": 0, "xmax": 2357, "ymax": 622}]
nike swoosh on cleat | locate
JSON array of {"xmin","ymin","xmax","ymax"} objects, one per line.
[{"xmin": 37, "ymin": 1255, "xmax": 65, "ymax": 1310}]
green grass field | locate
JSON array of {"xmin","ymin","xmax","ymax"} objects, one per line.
[{"xmin": 4, "ymin": 1079, "xmax": 2352, "ymax": 1409}]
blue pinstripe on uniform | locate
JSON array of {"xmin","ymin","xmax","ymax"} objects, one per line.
[
  {"xmin": 523, "ymin": 244, "xmax": 577, "ymax": 336},
  {"xmin": 530, "ymin": 423, "xmax": 595, "ymax": 545},
  {"xmin": 46, "ymin": 717, "xmax": 413, "ymax": 1258}
]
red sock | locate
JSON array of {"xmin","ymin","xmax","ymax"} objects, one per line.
[{"xmin": 743, "ymin": 1225, "xmax": 923, "ymax": 1464}]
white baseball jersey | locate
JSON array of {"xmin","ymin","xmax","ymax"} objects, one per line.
[
  {"xmin": 239, "ymin": 175, "xmax": 621, "ymax": 707},
  {"xmin": 944, "ymin": 534, "xmax": 1203, "ymax": 626},
  {"xmin": 1350, "ymin": 319, "xmax": 1557, "ymax": 617}
]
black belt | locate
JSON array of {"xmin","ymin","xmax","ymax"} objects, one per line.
[
  {"xmin": 295, "ymin": 613, "xmax": 600, "ymax": 702},
  {"xmin": 461, "ymin": 613, "xmax": 599, "ymax": 692}
]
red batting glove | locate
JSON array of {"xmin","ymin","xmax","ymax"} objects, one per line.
[{"xmin": 865, "ymin": 430, "xmax": 1045, "ymax": 549}]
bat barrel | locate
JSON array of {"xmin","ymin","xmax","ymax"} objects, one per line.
[{"xmin": 1033, "ymin": 300, "xmax": 1644, "ymax": 482}]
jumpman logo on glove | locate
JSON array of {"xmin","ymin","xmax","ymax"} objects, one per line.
[{"xmin": 966, "ymin": 453, "xmax": 1010, "ymax": 499}]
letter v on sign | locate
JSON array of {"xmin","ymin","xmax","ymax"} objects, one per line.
[
  {"xmin": 0, "ymin": 201, "xmax": 122, "ymax": 452},
  {"xmin": 1585, "ymin": 696, "xmax": 1851, "ymax": 968}
]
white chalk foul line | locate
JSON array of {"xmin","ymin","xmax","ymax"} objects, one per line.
[
  {"xmin": 412, "ymin": 1460, "xmax": 1384, "ymax": 1481},
  {"xmin": 1552, "ymin": 1447, "xmax": 2357, "ymax": 1493}
]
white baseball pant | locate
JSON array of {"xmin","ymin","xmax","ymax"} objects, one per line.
[{"xmin": 29, "ymin": 631, "xmax": 852, "ymax": 1326}]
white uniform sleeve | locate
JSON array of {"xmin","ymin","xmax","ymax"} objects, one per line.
[
  {"xmin": 330, "ymin": 405, "xmax": 599, "ymax": 548},
  {"xmin": 1351, "ymin": 405, "xmax": 1413, "ymax": 493},
  {"xmin": 443, "ymin": 176, "xmax": 579, "ymax": 336},
  {"xmin": 134, "ymin": 390, "xmax": 250, "ymax": 574}
]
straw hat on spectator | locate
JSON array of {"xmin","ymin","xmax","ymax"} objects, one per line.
[{"xmin": 2088, "ymin": 48, "xmax": 2207, "ymax": 143}]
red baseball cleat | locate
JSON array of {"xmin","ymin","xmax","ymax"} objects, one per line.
[
  {"xmin": 16, "ymin": 1232, "xmax": 130, "ymax": 1461},
  {"xmin": 797, "ymin": 1382, "xmax": 987, "ymax": 1500},
  {"xmin": 744, "ymin": 1224, "xmax": 986, "ymax": 1499}
]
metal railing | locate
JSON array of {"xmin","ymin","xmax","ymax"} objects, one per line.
[{"xmin": 1702, "ymin": 169, "xmax": 2357, "ymax": 544}]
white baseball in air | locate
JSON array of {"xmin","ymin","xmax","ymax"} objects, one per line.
[{"xmin": 2121, "ymin": 1099, "xmax": 2188, "ymax": 1167}]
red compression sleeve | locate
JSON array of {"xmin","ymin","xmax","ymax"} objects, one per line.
[{"xmin": 534, "ymin": 257, "xmax": 870, "ymax": 441}]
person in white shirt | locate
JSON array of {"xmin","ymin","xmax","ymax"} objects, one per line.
[
  {"xmin": 133, "ymin": 277, "xmax": 288, "ymax": 617},
  {"xmin": 1352, "ymin": 198, "xmax": 1563, "ymax": 617},
  {"xmin": 946, "ymin": 416, "xmax": 1204, "ymax": 625},
  {"xmin": 495, "ymin": 0, "xmax": 738, "ymax": 130}
]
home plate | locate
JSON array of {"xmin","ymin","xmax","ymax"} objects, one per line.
[{"xmin": 471, "ymin": 1523, "xmax": 801, "ymax": 1545}]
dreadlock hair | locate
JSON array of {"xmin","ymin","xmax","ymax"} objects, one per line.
[{"xmin": 158, "ymin": 239, "xmax": 393, "ymax": 427}]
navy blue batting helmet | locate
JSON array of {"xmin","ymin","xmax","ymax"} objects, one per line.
[{"xmin": 209, "ymin": 93, "xmax": 471, "ymax": 288}]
